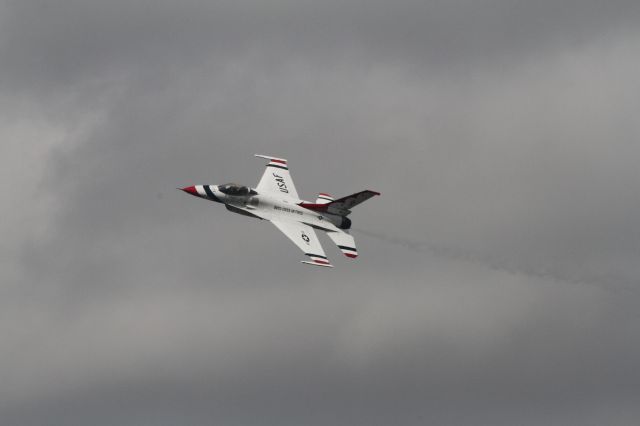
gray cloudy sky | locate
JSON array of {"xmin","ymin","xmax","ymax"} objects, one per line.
[{"xmin": 2, "ymin": 0, "xmax": 640, "ymax": 424}]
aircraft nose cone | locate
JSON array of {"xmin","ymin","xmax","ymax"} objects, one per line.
[{"xmin": 180, "ymin": 186, "xmax": 198, "ymax": 196}]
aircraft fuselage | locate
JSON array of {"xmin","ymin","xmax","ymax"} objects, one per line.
[{"xmin": 182, "ymin": 184, "xmax": 347, "ymax": 231}]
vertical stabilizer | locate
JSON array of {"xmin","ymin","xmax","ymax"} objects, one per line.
[{"xmin": 298, "ymin": 190, "xmax": 380, "ymax": 216}]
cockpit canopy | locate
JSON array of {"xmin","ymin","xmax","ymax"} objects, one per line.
[{"xmin": 218, "ymin": 183, "xmax": 256, "ymax": 196}]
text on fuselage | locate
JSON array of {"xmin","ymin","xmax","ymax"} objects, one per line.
[{"xmin": 274, "ymin": 205, "xmax": 303, "ymax": 215}]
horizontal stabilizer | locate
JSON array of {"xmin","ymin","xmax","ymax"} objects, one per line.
[
  {"xmin": 327, "ymin": 230, "xmax": 358, "ymax": 259},
  {"xmin": 315, "ymin": 193, "xmax": 334, "ymax": 204}
]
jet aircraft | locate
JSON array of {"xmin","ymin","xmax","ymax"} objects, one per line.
[{"xmin": 179, "ymin": 154, "xmax": 380, "ymax": 267}]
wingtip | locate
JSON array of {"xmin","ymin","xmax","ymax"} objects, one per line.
[
  {"xmin": 255, "ymin": 154, "xmax": 288, "ymax": 163},
  {"xmin": 301, "ymin": 260, "xmax": 334, "ymax": 268}
]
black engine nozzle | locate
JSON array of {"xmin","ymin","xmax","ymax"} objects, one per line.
[{"xmin": 339, "ymin": 216, "xmax": 352, "ymax": 230}]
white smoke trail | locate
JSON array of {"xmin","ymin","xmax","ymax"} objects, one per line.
[{"xmin": 353, "ymin": 228, "xmax": 636, "ymax": 294}]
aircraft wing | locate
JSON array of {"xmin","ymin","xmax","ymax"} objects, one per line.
[
  {"xmin": 254, "ymin": 154, "xmax": 299, "ymax": 200},
  {"xmin": 271, "ymin": 219, "xmax": 333, "ymax": 267}
]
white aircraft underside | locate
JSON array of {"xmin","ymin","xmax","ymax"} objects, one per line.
[{"xmin": 180, "ymin": 154, "xmax": 380, "ymax": 267}]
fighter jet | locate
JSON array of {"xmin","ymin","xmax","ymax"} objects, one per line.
[{"xmin": 179, "ymin": 154, "xmax": 380, "ymax": 267}]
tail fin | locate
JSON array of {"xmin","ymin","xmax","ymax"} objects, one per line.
[
  {"xmin": 327, "ymin": 230, "xmax": 358, "ymax": 259},
  {"xmin": 299, "ymin": 190, "xmax": 380, "ymax": 216},
  {"xmin": 315, "ymin": 193, "xmax": 334, "ymax": 204}
]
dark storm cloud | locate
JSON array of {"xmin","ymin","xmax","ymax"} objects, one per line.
[
  {"xmin": 2, "ymin": 0, "xmax": 640, "ymax": 95},
  {"xmin": 2, "ymin": 0, "xmax": 640, "ymax": 424}
]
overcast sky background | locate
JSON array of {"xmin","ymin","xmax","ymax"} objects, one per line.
[{"xmin": 2, "ymin": 1, "xmax": 640, "ymax": 424}]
